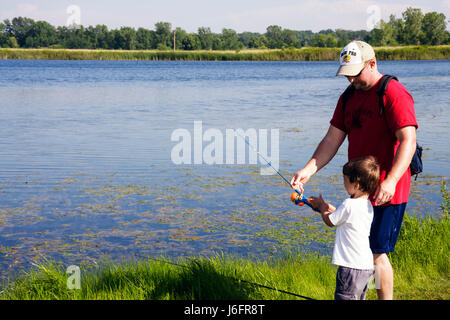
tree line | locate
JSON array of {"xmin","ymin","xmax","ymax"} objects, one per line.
[{"xmin": 0, "ymin": 7, "xmax": 448, "ymax": 50}]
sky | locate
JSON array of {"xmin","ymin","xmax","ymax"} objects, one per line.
[{"xmin": 1, "ymin": 0, "xmax": 449, "ymax": 33}]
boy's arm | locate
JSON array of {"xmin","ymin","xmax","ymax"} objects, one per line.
[
  {"xmin": 310, "ymin": 195, "xmax": 336, "ymax": 227},
  {"xmin": 321, "ymin": 205, "xmax": 336, "ymax": 227}
]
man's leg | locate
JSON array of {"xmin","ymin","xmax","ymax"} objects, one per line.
[
  {"xmin": 373, "ymin": 253, "xmax": 393, "ymax": 300},
  {"xmin": 370, "ymin": 203, "xmax": 407, "ymax": 300}
]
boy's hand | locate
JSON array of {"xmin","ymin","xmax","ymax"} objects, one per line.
[
  {"xmin": 310, "ymin": 194, "xmax": 335, "ymax": 227},
  {"xmin": 309, "ymin": 194, "xmax": 328, "ymax": 213}
]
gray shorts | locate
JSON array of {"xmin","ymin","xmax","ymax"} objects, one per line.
[{"xmin": 335, "ymin": 266, "xmax": 374, "ymax": 300}]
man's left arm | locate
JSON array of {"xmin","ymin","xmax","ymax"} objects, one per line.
[{"xmin": 374, "ymin": 126, "xmax": 417, "ymax": 206}]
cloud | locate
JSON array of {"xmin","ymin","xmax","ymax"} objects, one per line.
[
  {"xmin": 220, "ymin": 0, "xmax": 376, "ymax": 31},
  {"xmin": 0, "ymin": 0, "xmax": 447, "ymax": 32},
  {"xmin": 17, "ymin": 3, "xmax": 38, "ymax": 15},
  {"xmin": 2, "ymin": 3, "xmax": 39, "ymax": 20},
  {"xmin": 219, "ymin": 0, "xmax": 448, "ymax": 32},
  {"xmin": 0, "ymin": 2, "xmax": 65, "ymax": 25}
]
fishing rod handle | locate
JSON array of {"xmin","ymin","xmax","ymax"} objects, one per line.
[{"xmin": 290, "ymin": 192, "xmax": 321, "ymax": 213}]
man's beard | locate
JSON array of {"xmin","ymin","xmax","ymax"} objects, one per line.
[{"xmin": 353, "ymin": 80, "xmax": 370, "ymax": 91}]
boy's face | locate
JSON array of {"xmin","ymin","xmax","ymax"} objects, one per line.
[{"xmin": 343, "ymin": 175, "xmax": 358, "ymax": 197}]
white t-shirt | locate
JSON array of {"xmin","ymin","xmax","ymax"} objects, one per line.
[{"xmin": 328, "ymin": 198, "xmax": 374, "ymax": 270}]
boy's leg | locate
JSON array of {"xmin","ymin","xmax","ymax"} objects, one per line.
[
  {"xmin": 360, "ymin": 281, "xmax": 370, "ymax": 300},
  {"xmin": 335, "ymin": 266, "xmax": 373, "ymax": 300}
]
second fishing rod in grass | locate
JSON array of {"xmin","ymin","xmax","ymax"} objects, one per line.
[{"xmin": 237, "ymin": 132, "xmax": 320, "ymax": 213}]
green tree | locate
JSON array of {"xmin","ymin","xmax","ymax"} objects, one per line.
[
  {"xmin": 4, "ymin": 17, "xmax": 36, "ymax": 47},
  {"xmin": 369, "ymin": 19, "xmax": 395, "ymax": 46},
  {"xmin": 311, "ymin": 34, "xmax": 327, "ymax": 47},
  {"xmin": 296, "ymin": 30, "xmax": 315, "ymax": 46},
  {"xmin": 0, "ymin": 22, "xmax": 9, "ymax": 47},
  {"xmin": 154, "ymin": 22, "xmax": 172, "ymax": 48},
  {"xmin": 115, "ymin": 27, "xmax": 136, "ymax": 50},
  {"xmin": 386, "ymin": 14, "xmax": 401, "ymax": 46},
  {"xmin": 334, "ymin": 29, "xmax": 350, "ymax": 47},
  {"xmin": 220, "ymin": 28, "xmax": 242, "ymax": 50},
  {"xmin": 2, "ymin": 9, "xmax": 448, "ymax": 50},
  {"xmin": 7, "ymin": 36, "xmax": 19, "ymax": 48},
  {"xmin": 326, "ymin": 34, "xmax": 338, "ymax": 47},
  {"xmin": 248, "ymin": 34, "xmax": 268, "ymax": 48},
  {"xmin": 135, "ymin": 27, "xmax": 153, "ymax": 50},
  {"xmin": 311, "ymin": 33, "xmax": 337, "ymax": 47},
  {"xmin": 83, "ymin": 25, "xmax": 110, "ymax": 49},
  {"xmin": 265, "ymin": 25, "xmax": 283, "ymax": 48},
  {"xmin": 402, "ymin": 7, "xmax": 424, "ymax": 45},
  {"xmin": 238, "ymin": 32, "xmax": 260, "ymax": 48},
  {"xmin": 421, "ymin": 12, "xmax": 447, "ymax": 45},
  {"xmin": 94, "ymin": 24, "xmax": 110, "ymax": 49},
  {"xmin": 58, "ymin": 25, "xmax": 90, "ymax": 49},
  {"xmin": 212, "ymin": 36, "xmax": 223, "ymax": 50},
  {"xmin": 182, "ymin": 33, "xmax": 200, "ymax": 50},
  {"xmin": 84, "ymin": 26, "xmax": 98, "ymax": 48},
  {"xmin": 281, "ymin": 29, "xmax": 300, "ymax": 48},
  {"xmin": 173, "ymin": 27, "xmax": 188, "ymax": 50},
  {"xmin": 197, "ymin": 27, "xmax": 213, "ymax": 50}
]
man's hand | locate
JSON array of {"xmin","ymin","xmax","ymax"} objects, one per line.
[
  {"xmin": 290, "ymin": 125, "xmax": 346, "ymax": 191},
  {"xmin": 374, "ymin": 177, "xmax": 397, "ymax": 206},
  {"xmin": 373, "ymin": 126, "xmax": 416, "ymax": 206},
  {"xmin": 290, "ymin": 168, "xmax": 312, "ymax": 192}
]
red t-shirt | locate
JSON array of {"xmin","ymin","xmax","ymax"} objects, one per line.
[{"xmin": 330, "ymin": 76, "xmax": 418, "ymax": 206}]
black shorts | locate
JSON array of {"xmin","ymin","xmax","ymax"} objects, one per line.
[{"xmin": 369, "ymin": 203, "xmax": 407, "ymax": 254}]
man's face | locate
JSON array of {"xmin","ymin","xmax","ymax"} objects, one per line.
[{"xmin": 346, "ymin": 64, "xmax": 371, "ymax": 90}]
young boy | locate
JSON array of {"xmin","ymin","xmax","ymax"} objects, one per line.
[{"xmin": 310, "ymin": 156, "xmax": 380, "ymax": 300}]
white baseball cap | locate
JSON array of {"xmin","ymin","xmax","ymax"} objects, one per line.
[{"xmin": 336, "ymin": 41, "xmax": 375, "ymax": 76}]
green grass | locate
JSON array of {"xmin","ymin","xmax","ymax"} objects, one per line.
[
  {"xmin": 0, "ymin": 252, "xmax": 334, "ymax": 300},
  {"xmin": 384, "ymin": 181, "xmax": 450, "ymax": 300},
  {"xmin": 0, "ymin": 46, "xmax": 449, "ymax": 61},
  {"xmin": 1, "ymin": 182, "xmax": 448, "ymax": 300}
]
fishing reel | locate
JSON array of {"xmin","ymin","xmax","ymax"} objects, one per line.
[
  {"xmin": 291, "ymin": 191, "xmax": 305, "ymax": 206},
  {"xmin": 290, "ymin": 190, "xmax": 321, "ymax": 213}
]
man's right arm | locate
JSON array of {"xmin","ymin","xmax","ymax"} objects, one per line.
[{"xmin": 290, "ymin": 125, "xmax": 346, "ymax": 189}]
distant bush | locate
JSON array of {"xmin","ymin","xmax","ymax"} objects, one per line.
[{"xmin": 0, "ymin": 46, "xmax": 448, "ymax": 61}]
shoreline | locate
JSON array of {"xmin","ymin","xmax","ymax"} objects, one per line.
[
  {"xmin": 1, "ymin": 46, "xmax": 449, "ymax": 61},
  {"xmin": 1, "ymin": 210, "xmax": 448, "ymax": 300}
]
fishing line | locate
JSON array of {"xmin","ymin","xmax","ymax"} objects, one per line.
[
  {"xmin": 135, "ymin": 254, "xmax": 316, "ymax": 300},
  {"xmin": 236, "ymin": 131, "xmax": 298, "ymax": 194},
  {"xmin": 236, "ymin": 132, "xmax": 320, "ymax": 212},
  {"xmin": 129, "ymin": 131, "xmax": 322, "ymax": 300}
]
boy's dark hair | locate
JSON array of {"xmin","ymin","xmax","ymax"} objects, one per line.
[{"xmin": 343, "ymin": 156, "xmax": 380, "ymax": 194}]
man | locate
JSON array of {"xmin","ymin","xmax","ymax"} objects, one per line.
[{"xmin": 290, "ymin": 40, "xmax": 417, "ymax": 300}]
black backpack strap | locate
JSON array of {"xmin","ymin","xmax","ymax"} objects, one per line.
[
  {"xmin": 341, "ymin": 74, "xmax": 398, "ymax": 115},
  {"xmin": 377, "ymin": 75, "xmax": 398, "ymax": 115}
]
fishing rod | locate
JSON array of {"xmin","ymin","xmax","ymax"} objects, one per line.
[{"xmin": 237, "ymin": 132, "xmax": 320, "ymax": 213}]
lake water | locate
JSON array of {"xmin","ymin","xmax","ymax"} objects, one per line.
[{"xmin": 0, "ymin": 60, "xmax": 449, "ymax": 280}]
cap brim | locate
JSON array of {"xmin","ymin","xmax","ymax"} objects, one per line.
[{"xmin": 336, "ymin": 63, "xmax": 364, "ymax": 77}]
